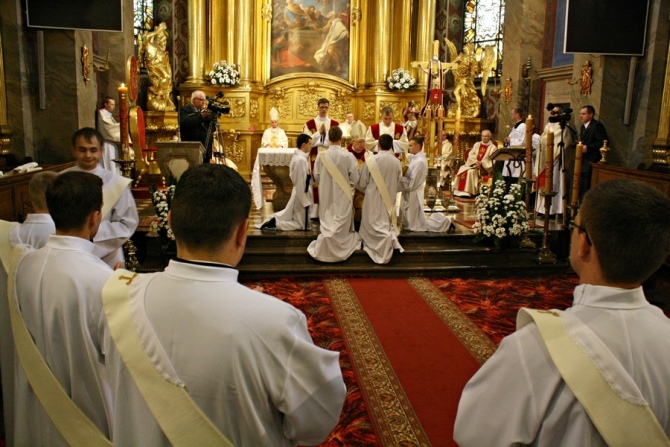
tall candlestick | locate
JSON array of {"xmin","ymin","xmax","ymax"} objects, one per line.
[
  {"xmin": 453, "ymin": 107, "xmax": 461, "ymax": 158},
  {"xmin": 524, "ymin": 115, "xmax": 533, "ymax": 182},
  {"xmin": 433, "ymin": 40, "xmax": 439, "ymax": 56},
  {"xmin": 118, "ymin": 83, "xmax": 129, "ymax": 159},
  {"xmin": 572, "ymin": 142, "xmax": 584, "ymax": 206},
  {"xmin": 545, "ymin": 130, "xmax": 554, "ymax": 194}
]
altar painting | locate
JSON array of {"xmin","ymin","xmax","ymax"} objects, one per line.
[{"xmin": 270, "ymin": 0, "xmax": 350, "ymax": 80}]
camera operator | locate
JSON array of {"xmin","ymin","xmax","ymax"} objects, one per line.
[
  {"xmin": 578, "ymin": 105, "xmax": 608, "ymax": 200},
  {"xmin": 179, "ymin": 90, "xmax": 218, "ymax": 163}
]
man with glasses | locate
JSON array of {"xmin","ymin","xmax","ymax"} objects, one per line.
[
  {"xmin": 179, "ymin": 90, "xmax": 217, "ymax": 163},
  {"xmin": 455, "ymin": 178, "xmax": 670, "ymax": 446}
]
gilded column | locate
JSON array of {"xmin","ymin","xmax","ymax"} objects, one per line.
[
  {"xmin": 370, "ymin": 0, "xmax": 392, "ymax": 88},
  {"xmin": 652, "ymin": 39, "xmax": 670, "ymax": 164},
  {"xmin": 415, "ymin": 0, "xmax": 436, "ymax": 88},
  {"xmin": 186, "ymin": 0, "xmax": 206, "ymax": 84},
  {"xmin": 354, "ymin": 0, "xmax": 368, "ymax": 88},
  {"xmin": 210, "ymin": 0, "xmax": 224, "ymax": 70},
  {"xmin": 259, "ymin": 0, "xmax": 273, "ymax": 85},
  {"xmin": 391, "ymin": 1, "xmax": 411, "ymax": 70},
  {"xmin": 233, "ymin": 0, "xmax": 253, "ymax": 84}
]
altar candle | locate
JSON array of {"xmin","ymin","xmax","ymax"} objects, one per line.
[
  {"xmin": 433, "ymin": 40, "xmax": 439, "ymax": 56},
  {"xmin": 453, "ymin": 107, "xmax": 461, "ymax": 159},
  {"xmin": 118, "ymin": 83, "xmax": 129, "ymax": 156},
  {"xmin": 572, "ymin": 142, "xmax": 584, "ymax": 206},
  {"xmin": 525, "ymin": 115, "xmax": 533, "ymax": 181},
  {"xmin": 545, "ymin": 130, "xmax": 554, "ymax": 194}
]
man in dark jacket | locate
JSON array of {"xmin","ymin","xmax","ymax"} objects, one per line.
[{"xmin": 578, "ymin": 105, "xmax": 608, "ymax": 200}]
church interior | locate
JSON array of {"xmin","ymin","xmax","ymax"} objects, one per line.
[{"xmin": 1, "ymin": 0, "xmax": 670, "ymax": 444}]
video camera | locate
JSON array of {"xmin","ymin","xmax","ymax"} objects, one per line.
[
  {"xmin": 546, "ymin": 103, "xmax": 572, "ymax": 125},
  {"xmin": 206, "ymin": 92, "xmax": 231, "ymax": 116}
]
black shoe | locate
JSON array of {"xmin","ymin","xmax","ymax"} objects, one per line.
[{"xmin": 260, "ymin": 217, "xmax": 276, "ymax": 229}]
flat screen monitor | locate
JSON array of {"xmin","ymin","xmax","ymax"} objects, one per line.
[
  {"xmin": 564, "ymin": 0, "xmax": 649, "ymax": 56},
  {"xmin": 26, "ymin": 0, "xmax": 123, "ymax": 32}
]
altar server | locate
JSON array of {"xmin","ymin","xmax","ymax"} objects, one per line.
[
  {"xmin": 259, "ymin": 133, "xmax": 313, "ymax": 230},
  {"xmin": 64, "ymin": 127, "xmax": 139, "ymax": 268},
  {"xmin": 307, "ymin": 126, "xmax": 361, "ymax": 262},
  {"xmin": 12, "ymin": 171, "xmax": 113, "ymax": 445},
  {"xmin": 399, "ymin": 136, "xmax": 452, "ymax": 232},
  {"xmin": 103, "ymin": 164, "xmax": 346, "ymax": 446},
  {"xmin": 356, "ymin": 134, "xmax": 403, "ymax": 264}
]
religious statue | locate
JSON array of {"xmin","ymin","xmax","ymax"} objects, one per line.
[
  {"xmin": 503, "ymin": 77, "xmax": 513, "ymax": 104},
  {"xmin": 144, "ymin": 23, "xmax": 175, "ymax": 112},
  {"xmin": 444, "ymin": 40, "xmax": 496, "ymax": 118},
  {"xmin": 580, "ymin": 60, "xmax": 593, "ymax": 97}
]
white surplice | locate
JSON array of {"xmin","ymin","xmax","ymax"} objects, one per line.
[
  {"xmin": 63, "ymin": 165, "xmax": 139, "ymax": 268},
  {"xmin": 399, "ymin": 152, "xmax": 451, "ymax": 232},
  {"xmin": 364, "ymin": 122, "xmax": 409, "ymax": 155},
  {"xmin": 103, "ymin": 260, "xmax": 346, "ymax": 447},
  {"xmin": 259, "ymin": 150, "xmax": 313, "ymax": 231},
  {"xmin": 13, "ymin": 235, "xmax": 113, "ymax": 446},
  {"xmin": 97, "ymin": 108, "xmax": 121, "ymax": 175},
  {"xmin": 454, "ymin": 284, "xmax": 670, "ymax": 446},
  {"xmin": 261, "ymin": 126, "xmax": 289, "ymax": 148},
  {"xmin": 502, "ymin": 121, "xmax": 527, "ymax": 178},
  {"xmin": 0, "ymin": 215, "xmax": 55, "ymax": 445},
  {"xmin": 356, "ymin": 150, "xmax": 403, "ymax": 264},
  {"xmin": 307, "ymin": 146, "xmax": 361, "ymax": 262}
]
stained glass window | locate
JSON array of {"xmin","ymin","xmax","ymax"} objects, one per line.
[
  {"xmin": 463, "ymin": 0, "xmax": 505, "ymax": 77},
  {"xmin": 134, "ymin": 0, "xmax": 153, "ymax": 62}
]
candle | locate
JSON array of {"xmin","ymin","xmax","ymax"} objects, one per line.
[
  {"xmin": 118, "ymin": 83, "xmax": 129, "ymax": 158},
  {"xmin": 525, "ymin": 115, "xmax": 533, "ymax": 182},
  {"xmin": 545, "ymin": 130, "xmax": 554, "ymax": 194},
  {"xmin": 433, "ymin": 40, "xmax": 439, "ymax": 56},
  {"xmin": 572, "ymin": 142, "xmax": 584, "ymax": 206}
]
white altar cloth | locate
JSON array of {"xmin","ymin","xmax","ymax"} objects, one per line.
[{"xmin": 251, "ymin": 148, "xmax": 296, "ymax": 209}]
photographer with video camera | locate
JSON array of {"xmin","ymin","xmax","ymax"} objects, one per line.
[{"xmin": 179, "ymin": 90, "xmax": 228, "ymax": 164}]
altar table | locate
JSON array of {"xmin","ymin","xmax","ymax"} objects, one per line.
[{"xmin": 251, "ymin": 148, "xmax": 296, "ymax": 210}]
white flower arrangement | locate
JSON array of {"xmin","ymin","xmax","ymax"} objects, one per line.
[
  {"xmin": 149, "ymin": 185, "xmax": 176, "ymax": 241},
  {"xmin": 387, "ymin": 68, "xmax": 416, "ymax": 91},
  {"xmin": 208, "ymin": 60, "xmax": 240, "ymax": 87},
  {"xmin": 473, "ymin": 179, "xmax": 529, "ymax": 249}
]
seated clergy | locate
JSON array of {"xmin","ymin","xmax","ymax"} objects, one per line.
[
  {"xmin": 261, "ymin": 107, "xmax": 289, "ymax": 148},
  {"xmin": 259, "ymin": 133, "xmax": 313, "ymax": 230},
  {"xmin": 453, "ymin": 130, "xmax": 497, "ymax": 197},
  {"xmin": 436, "ymin": 130, "xmax": 454, "ymax": 189}
]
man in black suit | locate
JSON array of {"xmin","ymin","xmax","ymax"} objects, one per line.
[
  {"xmin": 179, "ymin": 90, "xmax": 217, "ymax": 163},
  {"xmin": 578, "ymin": 105, "xmax": 608, "ymax": 201}
]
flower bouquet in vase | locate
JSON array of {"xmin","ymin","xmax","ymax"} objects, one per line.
[
  {"xmin": 387, "ymin": 68, "xmax": 416, "ymax": 91},
  {"xmin": 473, "ymin": 177, "xmax": 529, "ymax": 249},
  {"xmin": 208, "ymin": 60, "xmax": 240, "ymax": 87},
  {"xmin": 148, "ymin": 184, "xmax": 177, "ymax": 260}
]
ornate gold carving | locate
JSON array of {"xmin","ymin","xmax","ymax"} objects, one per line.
[
  {"xmin": 249, "ymin": 99, "xmax": 259, "ymax": 119},
  {"xmin": 329, "ymin": 89, "xmax": 352, "ymax": 120},
  {"xmin": 363, "ymin": 102, "xmax": 376, "ymax": 121},
  {"xmin": 568, "ymin": 60, "xmax": 593, "ymax": 97},
  {"xmin": 298, "ymin": 82, "xmax": 323, "ymax": 117},
  {"xmin": 268, "ymin": 87, "xmax": 291, "ymax": 119},
  {"xmin": 350, "ymin": 7, "xmax": 362, "ymax": 26},
  {"xmin": 227, "ymin": 98, "xmax": 246, "ymax": 118},
  {"xmin": 221, "ymin": 129, "xmax": 244, "ymax": 163},
  {"xmin": 92, "ymin": 48, "xmax": 110, "ymax": 73},
  {"xmin": 503, "ymin": 77, "xmax": 512, "ymax": 104},
  {"xmin": 261, "ymin": 3, "xmax": 273, "ymax": 22},
  {"xmin": 81, "ymin": 44, "xmax": 91, "ymax": 84},
  {"xmin": 144, "ymin": 23, "xmax": 175, "ymax": 111}
]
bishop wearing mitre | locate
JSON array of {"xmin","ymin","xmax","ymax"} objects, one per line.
[{"xmin": 261, "ymin": 107, "xmax": 289, "ymax": 148}]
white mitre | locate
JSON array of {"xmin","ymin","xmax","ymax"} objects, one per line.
[
  {"xmin": 269, "ymin": 107, "xmax": 279, "ymax": 121},
  {"xmin": 350, "ymin": 120, "xmax": 366, "ymax": 141}
]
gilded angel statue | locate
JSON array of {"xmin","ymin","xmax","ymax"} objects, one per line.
[
  {"xmin": 144, "ymin": 23, "xmax": 176, "ymax": 111},
  {"xmin": 444, "ymin": 39, "xmax": 496, "ymax": 118}
]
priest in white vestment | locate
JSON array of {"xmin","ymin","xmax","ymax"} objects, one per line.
[
  {"xmin": 307, "ymin": 126, "xmax": 361, "ymax": 262},
  {"xmin": 259, "ymin": 133, "xmax": 313, "ymax": 230},
  {"xmin": 455, "ymin": 179, "xmax": 670, "ymax": 446},
  {"xmin": 502, "ymin": 107, "xmax": 527, "ymax": 179},
  {"xmin": 365, "ymin": 106, "xmax": 409, "ymax": 157},
  {"xmin": 454, "ymin": 130, "xmax": 497, "ymax": 197},
  {"xmin": 96, "ymin": 96, "xmax": 121, "ymax": 175},
  {"xmin": 0, "ymin": 171, "xmax": 57, "ymax": 445},
  {"xmin": 356, "ymin": 134, "xmax": 403, "ymax": 264},
  {"xmin": 64, "ymin": 128, "xmax": 139, "ymax": 268},
  {"xmin": 339, "ymin": 112, "xmax": 356, "ymax": 140},
  {"xmin": 12, "ymin": 171, "xmax": 113, "ymax": 446},
  {"xmin": 261, "ymin": 107, "xmax": 289, "ymax": 148},
  {"xmin": 399, "ymin": 136, "xmax": 452, "ymax": 232},
  {"xmin": 102, "ymin": 164, "xmax": 346, "ymax": 447},
  {"xmin": 436, "ymin": 131, "xmax": 454, "ymax": 189},
  {"xmin": 534, "ymin": 112, "xmax": 572, "ymax": 216}
]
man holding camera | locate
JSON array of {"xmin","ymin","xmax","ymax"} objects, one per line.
[{"xmin": 180, "ymin": 90, "xmax": 218, "ymax": 163}]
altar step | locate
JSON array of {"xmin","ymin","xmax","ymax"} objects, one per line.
[{"xmin": 237, "ymin": 230, "xmax": 572, "ymax": 280}]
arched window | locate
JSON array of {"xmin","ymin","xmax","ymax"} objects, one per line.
[
  {"xmin": 133, "ymin": 0, "xmax": 154, "ymax": 61},
  {"xmin": 463, "ymin": 0, "xmax": 505, "ymax": 76}
]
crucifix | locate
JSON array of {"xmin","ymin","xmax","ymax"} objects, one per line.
[{"xmin": 411, "ymin": 40, "xmax": 453, "ymax": 167}]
